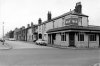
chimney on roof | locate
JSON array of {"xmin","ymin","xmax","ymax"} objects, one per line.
[
  {"xmin": 31, "ymin": 22, "xmax": 33, "ymax": 27},
  {"xmin": 22, "ymin": 26, "xmax": 25, "ymax": 29},
  {"xmin": 74, "ymin": 2, "xmax": 82, "ymax": 13},
  {"xmin": 47, "ymin": 11, "xmax": 52, "ymax": 21},
  {"xmin": 38, "ymin": 18, "xmax": 42, "ymax": 25},
  {"xmin": 27, "ymin": 24, "xmax": 30, "ymax": 28}
]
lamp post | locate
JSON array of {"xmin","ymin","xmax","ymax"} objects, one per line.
[{"xmin": 2, "ymin": 22, "xmax": 4, "ymax": 45}]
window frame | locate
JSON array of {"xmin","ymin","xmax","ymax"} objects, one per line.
[
  {"xmin": 61, "ymin": 32, "xmax": 66, "ymax": 41},
  {"xmin": 89, "ymin": 34, "xmax": 96, "ymax": 41},
  {"xmin": 78, "ymin": 33, "xmax": 84, "ymax": 41}
]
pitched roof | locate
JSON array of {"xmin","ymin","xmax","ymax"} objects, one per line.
[
  {"xmin": 38, "ymin": 10, "xmax": 88, "ymax": 26},
  {"xmin": 47, "ymin": 25, "xmax": 100, "ymax": 33}
]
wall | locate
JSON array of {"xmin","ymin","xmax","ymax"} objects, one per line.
[
  {"xmin": 75, "ymin": 33, "xmax": 88, "ymax": 48},
  {"xmin": 54, "ymin": 33, "xmax": 69, "ymax": 46},
  {"xmin": 89, "ymin": 34, "xmax": 99, "ymax": 48},
  {"xmin": 75, "ymin": 33, "xmax": 99, "ymax": 48},
  {"xmin": 27, "ymin": 28, "xmax": 33, "ymax": 41},
  {"xmin": 54, "ymin": 18, "xmax": 63, "ymax": 28},
  {"xmin": 45, "ymin": 21, "xmax": 53, "ymax": 31},
  {"xmin": 42, "ymin": 22, "xmax": 53, "ymax": 41},
  {"xmin": 82, "ymin": 17, "xmax": 88, "ymax": 26},
  {"xmin": 38, "ymin": 25, "xmax": 42, "ymax": 34}
]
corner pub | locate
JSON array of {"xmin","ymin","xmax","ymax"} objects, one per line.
[
  {"xmin": 37, "ymin": 2, "xmax": 100, "ymax": 48},
  {"xmin": 45, "ymin": 2, "xmax": 100, "ymax": 48}
]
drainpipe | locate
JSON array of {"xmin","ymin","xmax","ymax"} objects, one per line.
[{"xmin": 88, "ymin": 34, "xmax": 89, "ymax": 48}]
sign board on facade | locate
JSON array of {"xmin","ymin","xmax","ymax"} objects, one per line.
[{"xmin": 65, "ymin": 18, "xmax": 78, "ymax": 25}]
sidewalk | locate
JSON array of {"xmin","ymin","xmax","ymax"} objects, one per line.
[
  {"xmin": 0, "ymin": 42, "xmax": 12, "ymax": 49},
  {"xmin": 47, "ymin": 44, "xmax": 100, "ymax": 50}
]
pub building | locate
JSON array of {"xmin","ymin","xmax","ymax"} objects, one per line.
[{"xmin": 46, "ymin": 2, "xmax": 100, "ymax": 48}]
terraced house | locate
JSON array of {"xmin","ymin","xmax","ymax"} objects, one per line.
[
  {"xmin": 38, "ymin": 2, "xmax": 100, "ymax": 48},
  {"xmin": 27, "ymin": 23, "xmax": 38, "ymax": 42}
]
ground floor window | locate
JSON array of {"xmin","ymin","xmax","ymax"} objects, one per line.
[
  {"xmin": 78, "ymin": 33, "xmax": 84, "ymax": 41},
  {"xmin": 89, "ymin": 34, "xmax": 96, "ymax": 41},
  {"xmin": 61, "ymin": 33, "xmax": 66, "ymax": 41}
]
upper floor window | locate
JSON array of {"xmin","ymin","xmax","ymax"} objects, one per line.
[
  {"xmin": 65, "ymin": 18, "xmax": 78, "ymax": 25},
  {"xmin": 89, "ymin": 34, "xmax": 96, "ymax": 41},
  {"xmin": 78, "ymin": 33, "xmax": 84, "ymax": 41}
]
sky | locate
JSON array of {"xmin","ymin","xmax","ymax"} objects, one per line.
[{"xmin": 0, "ymin": 0, "xmax": 100, "ymax": 38}]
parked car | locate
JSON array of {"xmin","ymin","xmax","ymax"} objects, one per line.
[
  {"xmin": 9, "ymin": 38, "xmax": 16, "ymax": 41},
  {"xmin": 33, "ymin": 40, "xmax": 37, "ymax": 42},
  {"xmin": 35, "ymin": 39, "xmax": 47, "ymax": 46},
  {"xmin": 0, "ymin": 39, "xmax": 5, "ymax": 42}
]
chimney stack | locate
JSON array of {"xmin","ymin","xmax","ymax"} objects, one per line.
[
  {"xmin": 27, "ymin": 24, "xmax": 30, "ymax": 28},
  {"xmin": 74, "ymin": 2, "xmax": 82, "ymax": 14},
  {"xmin": 38, "ymin": 18, "xmax": 42, "ymax": 25},
  {"xmin": 47, "ymin": 11, "xmax": 52, "ymax": 21},
  {"xmin": 31, "ymin": 22, "xmax": 34, "ymax": 27}
]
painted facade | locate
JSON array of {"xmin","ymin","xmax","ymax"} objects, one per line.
[
  {"xmin": 27, "ymin": 23, "xmax": 38, "ymax": 42},
  {"xmin": 27, "ymin": 27, "xmax": 33, "ymax": 41},
  {"xmin": 38, "ymin": 2, "xmax": 100, "ymax": 48}
]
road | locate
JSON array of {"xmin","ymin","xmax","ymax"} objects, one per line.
[{"xmin": 0, "ymin": 40, "xmax": 100, "ymax": 66}]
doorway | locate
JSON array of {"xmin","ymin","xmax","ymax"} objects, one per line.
[
  {"xmin": 69, "ymin": 33, "xmax": 75, "ymax": 47},
  {"xmin": 99, "ymin": 34, "xmax": 100, "ymax": 47}
]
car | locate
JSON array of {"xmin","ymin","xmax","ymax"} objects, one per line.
[
  {"xmin": 35, "ymin": 39, "xmax": 47, "ymax": 46},
  {"xmin": 0, "ymin": 39, "xmax": 5, "ymax": 42},
  {"xmin": 9, "ymin": 38, "xmax": 16, "ymax": 41}
]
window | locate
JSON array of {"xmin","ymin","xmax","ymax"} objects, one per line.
[
  {"xmin": 39, "ymin": 34, "xmax": 42, "ymax": 39},
  {"xmin": 78, "ymin": 33, "xmax": 84, "ymax": 41},
  {"xmin": 89, "ymin": 34, "xmax": 96, "ymax": 41},
  {"xmin": 61, "ymin": 33, "xmax": 66, "ymax": 41}
]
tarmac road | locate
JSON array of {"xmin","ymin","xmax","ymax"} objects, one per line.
[{"xmin": 0, "ymin": 40, "xmax": 99, "ymax": 66}]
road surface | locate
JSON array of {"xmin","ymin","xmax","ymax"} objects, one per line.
[{"xmin": 0, "ymin": 40, "xmax": 100, "ymax": 66}]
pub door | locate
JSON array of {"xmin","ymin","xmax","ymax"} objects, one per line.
[
  {"xmin": 99, "ymin": 34, "xmax": 100, "ymax": 47},
  {"xmin": 69, "ymin": 33, "xmax": 75, "ymax": 47}
]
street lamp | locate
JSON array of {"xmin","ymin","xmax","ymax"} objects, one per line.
[{"xmin": 2, "ymin": 22, "xmax": 4, "ymax": 45}]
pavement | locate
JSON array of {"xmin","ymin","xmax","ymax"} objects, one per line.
[
  {"xmin": 0, "ymin": 42, "xmax": 12, "ymax": 49},
  {"xmin": 5, "ymin": 40, "xmax": 52, "ymax": 49},
  {"xmin": 1, "ymin": 40, "xmax": 100, "ymax": 50}
]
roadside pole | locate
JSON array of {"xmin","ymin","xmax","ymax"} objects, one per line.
[{"xmin": 2, "ymin": 22, "xmax": 4, "ymax": 45}]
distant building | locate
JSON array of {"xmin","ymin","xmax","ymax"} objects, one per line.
[
  {"xmin": 27, "ymin": 22, "xmax": 38, "ymax": 42},
  {"xmin": 14, "ymin": 28, "xmax": 19, "ymax": 40},
  {"xmin": 9, "ymin": 30, "xmax": 14, "ymax": 38}
]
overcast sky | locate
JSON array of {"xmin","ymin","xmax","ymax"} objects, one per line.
[{"xmin": 0, "ymin": 0, "xmax": 100, "ymax": 38}]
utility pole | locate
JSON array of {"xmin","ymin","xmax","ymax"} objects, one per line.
[{"xmin": 2, "ymin": 22, "xmax": 4, "ymax": 45}]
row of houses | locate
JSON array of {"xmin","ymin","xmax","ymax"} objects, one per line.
[
  {"xmin": 5, "ymin": 22, "xmax": 38, "ymax": 42},
  {"xmin": 5, "ymin": 2, "xmax": 100, "ymax": 48}
]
